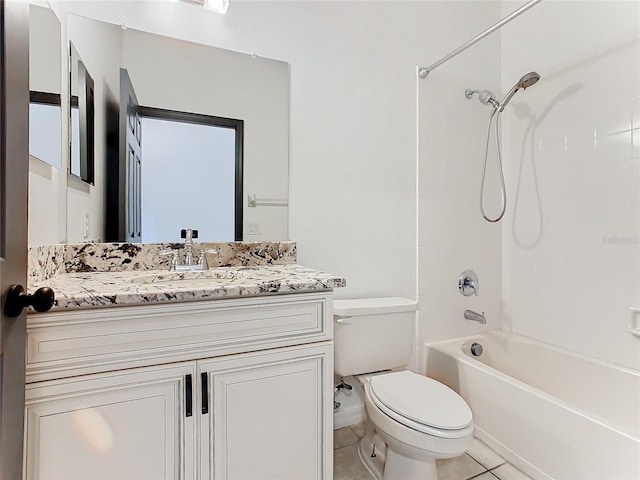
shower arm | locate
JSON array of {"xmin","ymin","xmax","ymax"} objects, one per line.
[{"xmin": 418, "ymin": 0, "xmax": 542, "ymax": 79}]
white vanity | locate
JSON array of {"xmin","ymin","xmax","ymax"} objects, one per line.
[{"xmin": 24, "ymin": 242, "xmax": 345, "ymax": 480}]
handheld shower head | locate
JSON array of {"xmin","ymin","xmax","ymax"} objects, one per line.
[
  {"xmin": 518, "ymin": 71, "xmax": 541, "ymax": 88},
  {"xmin": 498, "ymin": 71, "xmax": 540, "ymax": 112}
]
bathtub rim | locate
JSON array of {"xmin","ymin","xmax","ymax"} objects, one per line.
[{"xmin": 431, "ymin": 329, "xmax": 639, "ymax": 377}]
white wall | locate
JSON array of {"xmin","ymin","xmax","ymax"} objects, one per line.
[{"xmin": 501, "ymin": 0, "xmax": 640, "ymax": 370}]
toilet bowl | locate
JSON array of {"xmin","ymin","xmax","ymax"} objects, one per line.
[
  {"xmin": 333, "ymin": 298, "xmax": 474, "ymax": 480},
  {"xmin": 357, "ymin": 371, "xmax": 473, "ymax": 480}
]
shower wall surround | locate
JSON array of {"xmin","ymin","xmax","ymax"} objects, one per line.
[{"xmin": 500, "ymin": 0, "xmax": 640, "ymax": 370}]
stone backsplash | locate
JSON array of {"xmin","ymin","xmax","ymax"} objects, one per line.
[{"xmin": 28, "ymin": 241, "xmax": 297, "ymax": 285}]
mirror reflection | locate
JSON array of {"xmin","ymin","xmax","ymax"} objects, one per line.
[
  {"xmin": 29, "ymin": 4, "xmax": 61, "ymax": 170},
  {"xmin": 66, "ymin": 14, "xmax": 290, "ymax": 244}
]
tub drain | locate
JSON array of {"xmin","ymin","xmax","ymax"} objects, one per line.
[{"xmin": 471, "ymin": 342, "xmax": 483, "ymax": 356}]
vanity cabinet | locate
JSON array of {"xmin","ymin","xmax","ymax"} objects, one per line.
[{"xmin": 24, "ymin": 292, "xmax": 334, "ymax": 480}]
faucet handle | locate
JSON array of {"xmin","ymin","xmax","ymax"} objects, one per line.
[
  {"xmin": 197, "ymin": 251, "xmax": 209, "ymax": 270},
  {"xmin": 458, "ymin": 270, "xmax": 479, "ymax": 296},
  {"xmin": 180, "ymin": 229, "xmax": 198, "ymax": 240},
  {"xmin": 159, "ymin": 250, "xmax": 179, "ymax": 270}
]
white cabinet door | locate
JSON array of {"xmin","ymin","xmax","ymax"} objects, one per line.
[
  {"xmin": 24, "ymin": 362, "xmax": 196, "ymax": 480},
  {"xmin": 198, "ymin": 343, "xmax": 333, "ymax": 480}
]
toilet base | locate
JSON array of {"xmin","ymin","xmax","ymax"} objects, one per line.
[
  {"xmin": 357, "ymin": 425, "xmax": 439, "ymax": 480},
  {"xmin": 358, "ymin": 435, "xmax": 383, "ymax": 480},
  {"xmin": 383, "ymin": 444, "xmax": 437, "ymax": 480}
]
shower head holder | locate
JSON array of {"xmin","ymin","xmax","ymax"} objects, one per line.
[{"xmin": 465, "ymin": 89, "xmax": 499, "ymax": 109}]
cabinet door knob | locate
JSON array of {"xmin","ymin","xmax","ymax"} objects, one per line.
[{"xmin": 4, "ymin": 285, "xmax": 55, "ymax": 317}]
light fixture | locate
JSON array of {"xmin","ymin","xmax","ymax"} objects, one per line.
[
  {"xmin": 177, "ymin": 0, "xmax": 229, "ymax": 15},
  {"xmin": 204, "ymin": 0, "xmax": 229, "ymax": 14}
]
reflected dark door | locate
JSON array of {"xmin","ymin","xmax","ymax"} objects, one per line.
[
  {"xmin": 116, "ymin": 68, "xmax": 142, "ymax": 242},
  {"xmin": 0, "ymin": 1, "xmax": 29, "ymax": 477}
]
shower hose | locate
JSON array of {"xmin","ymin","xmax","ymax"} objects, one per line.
[{"xmin": 480, "ymin": 107, "xmax": 507, "ymax": 223}]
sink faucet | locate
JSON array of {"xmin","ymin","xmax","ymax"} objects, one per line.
[
  {"xmin": 176, "ymin": 228, "xmax": 208, "ymax": 271},
  {"xmin": 464, "ymin": 310, "xmax": 487, "ymax": 324},
  {"xmin": 160, "ymin": 229, "xmax": 209, "ymax": 271}
]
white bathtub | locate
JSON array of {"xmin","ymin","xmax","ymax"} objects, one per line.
[{"xmin": 424, "ymin": 330, "xmax": 640, "ymax": 479}]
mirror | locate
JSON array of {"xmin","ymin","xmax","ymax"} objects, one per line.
[
  {"xmin": 69, "ymin": 41, "xmax": 95, "ymax": 184},
  {"xmin": 65, "ymin": 13, "xmax": 290, "ymax": 243}
]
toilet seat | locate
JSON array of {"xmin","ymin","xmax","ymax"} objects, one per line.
[{"xmin": 369, "ymin": 371, "xmax": 473, "ymax": 438}]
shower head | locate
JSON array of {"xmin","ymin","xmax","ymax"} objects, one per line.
[
  {"xmin": 519, "ymin": 71, "xmax": 541, "ymax": 88},
  {"xmin": 498, "ymin": 71, "xmax": 540, "ymax": 112},
  {"xmin": 465, "ymin": 89, "xmax": 499, "ymax": 108}
]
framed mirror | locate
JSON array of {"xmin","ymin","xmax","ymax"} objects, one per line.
[{"xmin": 69, "ymin": 41, "xmax": 95, "ymax": 184}]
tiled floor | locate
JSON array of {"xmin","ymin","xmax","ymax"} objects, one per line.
[{"xmin": 333, "ymin": 423, "xmax": 533, "ymax": 480}]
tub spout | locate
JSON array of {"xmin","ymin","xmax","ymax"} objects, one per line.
[{"xmin": 464, "ymin": 309, "xmax": 486, "ymax": 324}]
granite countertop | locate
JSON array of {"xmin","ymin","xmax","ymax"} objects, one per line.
[{"xmin": 30, "ymin": 264, "xmax": 347, "ymax": 312}]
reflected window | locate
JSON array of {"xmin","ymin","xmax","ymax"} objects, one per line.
[{"xmin": 138, "ymin": 108, "xmax": 243, "ymax": 242}]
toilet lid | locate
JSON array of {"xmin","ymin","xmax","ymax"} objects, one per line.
[{"xmin": 370, "ymin": 371, "xmax": 472, "ymax": 430}]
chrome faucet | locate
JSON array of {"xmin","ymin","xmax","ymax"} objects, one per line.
[
  {"xmin": 160, "ymin": 229, "xmax": 209, "ymax": 271},
  {"xmin": 176, "ymin": 228, "xmax": 209, "ymax": 271},
  {"xmin": 464, "ymin": 310, "xmax": 487, "ymax": 324}
]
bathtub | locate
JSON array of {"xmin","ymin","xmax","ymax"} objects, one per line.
[{"xmin": 424, "ymin": 330, "xmax": 640, "ymax": 479}]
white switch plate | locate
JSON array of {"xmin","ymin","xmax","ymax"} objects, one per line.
[{"xmin": 247, "ymin": 222, "xmax": 261, "ymax": 235}]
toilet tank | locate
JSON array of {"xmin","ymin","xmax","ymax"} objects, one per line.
[{"xmin": 334, "ymin": 297, "xmax": 418, "ymax": 377}]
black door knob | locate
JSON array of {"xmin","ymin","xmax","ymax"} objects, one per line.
[{"xmin": 4, "ymin": 285, "xmax": 55, "ymax": 318}]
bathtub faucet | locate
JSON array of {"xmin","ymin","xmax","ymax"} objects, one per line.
[{"xmin": 464, "ymin": 309, "xmax": 486, "ymax": 324}]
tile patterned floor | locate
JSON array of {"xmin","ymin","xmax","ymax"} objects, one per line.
[{"xmin": 333, "ymin": 423, "xmax": 533, "ymax": 480}]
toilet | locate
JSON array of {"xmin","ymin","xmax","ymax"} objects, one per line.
[{"xmin": 334, "ymin": 297, "xmax": 474, "ymax": 480}]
